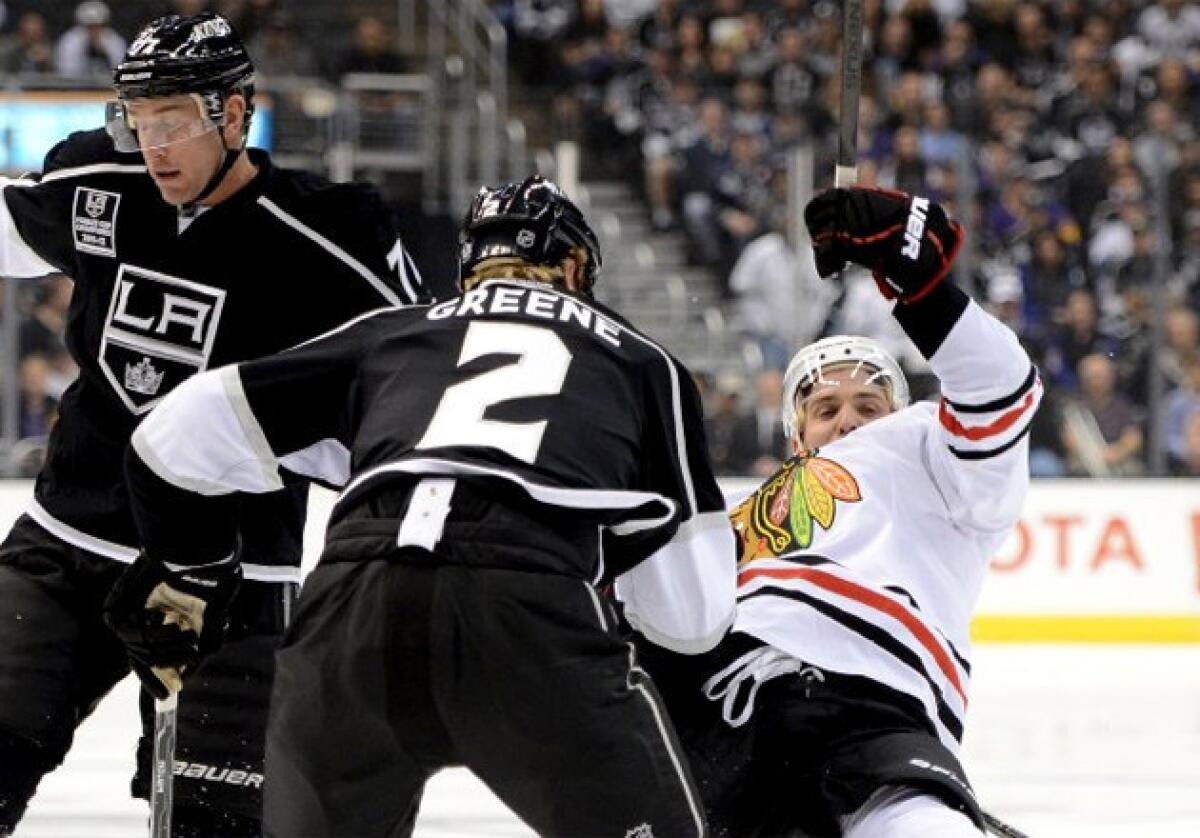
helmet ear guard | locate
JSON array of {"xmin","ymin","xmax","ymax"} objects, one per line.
[
  {"xmin": 781, "ymin": 335, "xmax": 910, "ymax": 441},
  {"xmin": 458, "ymin": 176, "xmax": 602, "ymax": 294}
]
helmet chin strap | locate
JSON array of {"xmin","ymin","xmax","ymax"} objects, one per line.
[{"xmin": 181, "ymin": 132, "xmax": 241, "ymax": 213}]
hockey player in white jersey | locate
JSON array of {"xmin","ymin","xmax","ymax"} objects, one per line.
[{"xmin": 639, "ymin": 186, "xmax": 1041, "ymax": 838}]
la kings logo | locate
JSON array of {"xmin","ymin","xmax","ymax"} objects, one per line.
[
  {"xmin": 100, "ymin": 264, "xmax": 226, "ymax": 414},
  {"xmin": 72, "ymin": 187, "xmax": 121, "ymax": 257}
]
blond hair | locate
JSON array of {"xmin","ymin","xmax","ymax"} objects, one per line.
[{"xmin": 461, "ymin": 244, "xmax": 592, "ymax": 293}]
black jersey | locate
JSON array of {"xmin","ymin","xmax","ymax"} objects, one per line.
[
  {"xmin": 1, "ymin": 129, "xmax": 423, "ymax": 581},
  {"xmin": 127, "ymin": 279, "xmax": 736, "ymax": 648}
]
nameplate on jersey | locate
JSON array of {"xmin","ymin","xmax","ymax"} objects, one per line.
[
  {"xmin": 72, "ymin": 187, "xmax": 121, "ymax": 257},
  {"xmin": 99, "ymin": 264, "xmax": 226, "ymax": 414}
]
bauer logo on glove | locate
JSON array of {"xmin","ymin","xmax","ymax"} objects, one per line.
[{"xmin": 804, "ymin": 186, "xmax": 964, "ymax": 303}]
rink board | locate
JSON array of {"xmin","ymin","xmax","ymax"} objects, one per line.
[{"xmin": 0, "ymin": 478, "xmax": 1196, "ymax": 641}]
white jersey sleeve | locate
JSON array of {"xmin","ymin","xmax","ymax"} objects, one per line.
[
  {"xmin": 0, "ymin": 178, "xmax": 60, "ymax": 278},
  {"xmin": 923, "ymin": 299, "xmax": 1041, "ymax": 537}
]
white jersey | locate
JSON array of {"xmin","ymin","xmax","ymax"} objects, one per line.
[{"xmin": 729, "ymin": 299, "xmax": 1041, "ymax": 751}]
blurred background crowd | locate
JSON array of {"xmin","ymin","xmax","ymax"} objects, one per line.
[{"xmin": 2, "ymin": 0, "xmax": 1199, "ymax": 480}]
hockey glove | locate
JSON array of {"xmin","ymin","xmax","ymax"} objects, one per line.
[
  {"xmin": 804, "ymin": 186, "xmax": 964, "ymax": 303},
  {"xmin": 103, "ymin": 553, "xmax": 241, "ymax": 700}
]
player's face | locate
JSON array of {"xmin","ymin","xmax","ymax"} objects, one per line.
[
  {"xmin": 126, "ymin": 95, "xmax": 224, "ymax": 207},
  {"xmin": 793, "ymin": 366, "xmax": 893, "ymax": 451}
]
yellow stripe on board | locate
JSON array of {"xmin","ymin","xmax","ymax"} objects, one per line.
[{"xmin": 971, "ymin": 615, "xmax": 1200, "ymax": 644}]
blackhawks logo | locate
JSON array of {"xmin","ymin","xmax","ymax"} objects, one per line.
[{"xmin": 730, "ymin": 453, "xmax": 861, "ymax": 565}]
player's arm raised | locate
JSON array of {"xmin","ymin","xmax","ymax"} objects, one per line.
[{"xmin": 806, "ymin": 186, "xmax": 1041, "ymax": 534}]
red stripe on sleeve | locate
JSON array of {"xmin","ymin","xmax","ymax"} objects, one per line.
[{"xmin": 938, "ymin": 387, "xmax": 1038, "ymax": 442}]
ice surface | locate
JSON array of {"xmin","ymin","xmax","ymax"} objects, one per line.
[{"xmin": 17, "ymin": 645, "xmax": 1200, "ymax": 837}]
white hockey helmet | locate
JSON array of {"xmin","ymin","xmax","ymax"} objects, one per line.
[{"xmin": 781, "ymin": 335, "xmax": 910, "ymax": 441}]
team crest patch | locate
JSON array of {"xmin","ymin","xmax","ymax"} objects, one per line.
[
  {"xmin": 99, "ymin": 264, "xmax": 226, "ymax": 414},
  {"xmin": 72, "ymin": 187, "xmax": 121, "ymax": 256},
  {"xmin": 730, "ymin": 453, "xmax": 861, "ymax": 564}
]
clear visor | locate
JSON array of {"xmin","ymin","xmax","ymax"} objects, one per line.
[{"xmin": 104, "ymin": 99, "xmax": 221, "ymax": 153}]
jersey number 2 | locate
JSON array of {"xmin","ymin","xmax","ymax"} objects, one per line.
[{"xmin": 416, "ymin": 322, "xmax": 573, "ymax": 463}]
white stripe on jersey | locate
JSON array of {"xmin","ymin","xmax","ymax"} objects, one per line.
[
  {"xmin": 386, "ymin": 236, "xmax": 421, "ymax": 302},
  {"xmin": 23, "ymin": 500, "xmax": 299, "ymax": 583},
  {"xmin": 26, "ymin": 499, "xmax": 140, "ymax": 561},
  {"xmin": 38, "ymin": 163, "xmax": 147, "ymax": 183},
  {"xmin": 132, "ymin": 367, "xmax": 284, "ymax": 496},
  {"xmin": 257, "ymin": 196, "xmax": 403, "ymax": 306},
  {"xmin": 336, "ymin": 455, "xmax": 679, "ymax": 525}
]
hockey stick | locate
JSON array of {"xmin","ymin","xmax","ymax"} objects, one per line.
[
  {"xmin": 982, "ymin": 810, "xmax": 1032, "ymax": 838},
  {"xmin": 836, "ymin": 0, "xmax": 865, "ymax": 188},
  {"xmin": 150, "ymin": 690, "xmax": 179, "ymax": 838}
]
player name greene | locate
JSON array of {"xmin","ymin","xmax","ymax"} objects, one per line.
[{"xmin": 427, "ymin": 284, "xmax": 622, "ymax": 348}]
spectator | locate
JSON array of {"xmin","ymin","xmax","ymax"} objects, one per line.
[
  {"xmin": 1171, "ymin": 408, "xmax": 1200, "ymax": 476},
  {"xmin": 248, "ymin": 11, "xmax": 319, "ymax": 79},
  {"xmin": 763, "ymin": 27, "xmax": 820, "ymax": 118},
  {"xmin": 879, "ymin": 124, "xmax": 927, "ymax": 195},
  {"xmin": 18, "ymin": 355, "xmax": 58, "ymax": 440},
  {"xmin": 1164, "ymin": 356, "xmax": 1200, "ymax": 470},
  {"xmin": 705, "ymin": 373, "xmax": 749, "ymax": 476},
  {"xmin": 1044, "ymin": 289, "xmax": 1120, "ymax": 389},
  {"xmin": 636, "ymin": 0, "xmax": 681, "ymax": 52},
  {"xmin": 1021, "ymin": 228, "xmax": 1088, "ymax": 330},
  {"xmin": 54, "ymin": 1, "xmax": 126, "ymax": 79},
  {"xmin": 1136, "ymin": 0, "xmax": 1200, "ymax": 59},
  {"xmin": 1161, "ymin": 307, "xmax": 1200, "ymax": 391},
  {"xmin": 727, "ymin": 368, "xmax": 790, "ymax": 477},
  {"xmin": 510, "ymin": 0, "xmax": 572, "ymax": 85},
  {"xmin": 1132, "ymin": 101, "xmax": 1190, "ymax": 183},
  {"xmin": 221, "ymin": 0, "xmax": 278, "ymax": 44},
  {"xmin": 19, "ymin": 275, "xmax": 76, "ymax": 401},
  {"xmin": 728, "ymin": 208, "xmax": 833, "ymax": 370},
  {"xmin": 334, "ymin": 16, "xmax": 409, "ymax": 78},
  {"xmin": 1061, "ymin": 352, "xmax": 1145, "ymax": 476},
  {"xmin": 0, "ymin": 12, "xmax": 54, "ymax": 75}
]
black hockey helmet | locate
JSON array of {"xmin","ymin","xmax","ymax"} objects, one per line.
[
  {"xmin": 458, "ymin": 176, "xmax": 602, "ymax": 294},
  {"xmin": 111, "ymin": 13, "xmax": 255, "ymax": 144}
]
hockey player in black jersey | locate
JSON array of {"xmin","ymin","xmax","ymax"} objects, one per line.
[
  {"xmin": 0, "ymin": 12, "xmax": 423, "ymax": 836},
  {"xmin": 105, "ymin": 176, "xmax": 736, "ymax": 837},
  {"xmin": 640, "ymin": 187, "xmax": 1041, "ymax": 838}
]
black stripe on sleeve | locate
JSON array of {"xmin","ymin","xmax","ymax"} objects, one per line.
[
  {"xmin": 947, "ymin": 423, "xmax": 1033, "ymax": 460},
  {"xmin": 943, "ymin": 365, "xmax": 1038, "ymax": 414}
]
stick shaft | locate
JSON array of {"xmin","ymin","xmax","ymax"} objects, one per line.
[
  {"xmin": 837, "ymin": 0, "xmax": 865, "ymax": 187},
  {"xmin": 151, "ymin": 694, "xmax": 178, "ymax": 838}
]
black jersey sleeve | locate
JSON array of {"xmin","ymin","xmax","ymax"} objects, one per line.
[
  {"xmin": 0, "ymin": 130, "xmax": 128, "ymax": 276},
  {"xmin": 126, "ymin": 308, "xmax": 392, "ymax": 565},
  {"xmin": 610, "ymin": 352, "xmax": 736, "ymax": 654}
]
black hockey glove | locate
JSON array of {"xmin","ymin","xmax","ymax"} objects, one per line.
[
  {"xmin": 103, "ymin": 553, "xmax": 241, "ymax": 700},
  {"xmin": 804, "ymin": 186, "xmax": 964, "ymax": 303}
]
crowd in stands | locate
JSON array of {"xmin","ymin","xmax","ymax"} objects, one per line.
[
  {"xmin": 499, "ymin": 0, "xmax": 1200, "ymax": 477},
  {"xmin": 1, "ymin": 0, "xmax": 1199, "ymax": 479},
  {"xmin": 0, "ymin": 0, "xmax": 411, "ymax": 82}
]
